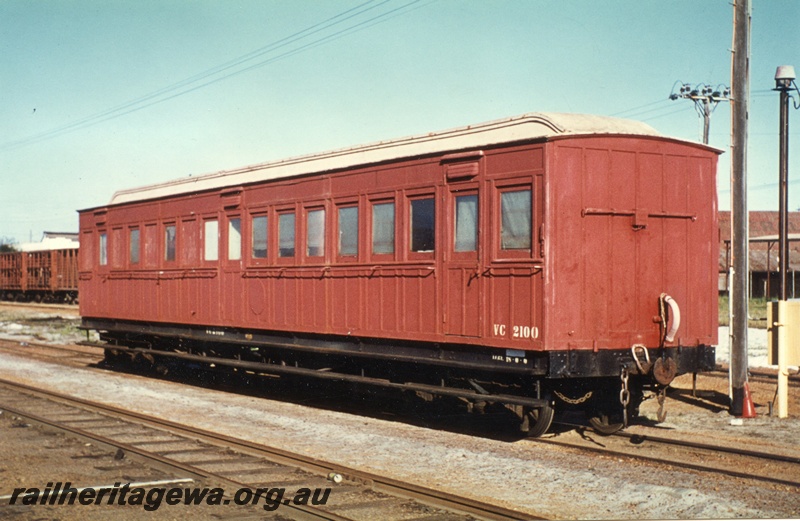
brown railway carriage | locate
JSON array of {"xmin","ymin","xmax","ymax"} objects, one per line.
[
  {"xmin": 79, "ymin": 113, "xmax": 720, "ymax": 435},
  {"xmin": 0, "ymin": 248, "xmax": 79, "ymax": 303}
]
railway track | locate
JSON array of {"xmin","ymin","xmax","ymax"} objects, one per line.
[
  {"xmin": 0, "ymin": 378, "xmax": 538, "ymax": 520},
  {"xmin": 0, "ymin": 338, "xmax": 102, "ymax": 362},
  {"xmin": 0, "ymin": 300, "xmax": 79, "ymax": 315},
  {"xmin": 530, "ymin": 423, "xmax": 800, "ymax": 489},
  {"xmin": 3, "ymin": 337, "xmax": 799, "ymax": 511},
  {"xmin": 709, "ymin": 366, "xmax": 800, "ymax": 386}
]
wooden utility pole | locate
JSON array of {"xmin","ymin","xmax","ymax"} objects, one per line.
[{"xmin": 729, "ymin": 0, "xmax": 750, "ymax": 416}]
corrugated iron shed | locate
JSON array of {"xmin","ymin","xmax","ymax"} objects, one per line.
[{"xmin": 719, "ymin": 211, "xmax": 800, "ymax": 272}]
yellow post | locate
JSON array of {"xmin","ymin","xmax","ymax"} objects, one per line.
[{"xmin": 777, "ymin": 300, "xmax": 789, "ymax": 419}]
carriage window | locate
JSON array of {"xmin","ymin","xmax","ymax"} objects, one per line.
[
  {"xmin": 129, "ymin": 228, "xmax": 140, "ymax": 264},
  {"xmin": 228, "ymin": 218, "xmax": 242, "ymax": 260},
  {"xmin": 372, "ymin": 202, "xmax": 394, "ymax": 254},
  {"xmin": 164, "ymin": 225, "xmax": 176, "ymax": 262},
  {"xmin": 204, "ymin": 220, "xmax": 219, "ymax": 261},
  {"xmin": 410, "ymin": 198, "xmax": 435, "ymax": 252},
  {"xmin": 338, "ymin": 206, "xmax": 358, "ymax": 256},
  {"xmin": 306, "ymin": 209, "xmax": 325, "ymax": 257},
  {"xmin": 279, "ymin": 212, "xmax": 295, "ymax": 257},
  {"xmin": 99, "ymin": 233, "xmax": 107, "ymax": 266},
  {"xmin": 454, "ymin": 194, "xmax": 478, "ymax": 252},
  {"xmin": 252, "ymin": 215, "xmax": 267, "ymax": 259},
  {"xmin": 500, "ymin": 189, "xmax": 532, "ymax": 250}
]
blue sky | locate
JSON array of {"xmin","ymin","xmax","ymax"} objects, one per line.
[{"xmin": 2, "ymin": 1, "xmax": 799, "ymax": 244}]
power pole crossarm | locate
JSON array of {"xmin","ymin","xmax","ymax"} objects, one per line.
[{"xmin": 670, "ymin": 83, "xmax": 731, "ymax": 145}]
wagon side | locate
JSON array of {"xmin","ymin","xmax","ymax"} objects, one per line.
[
  {"xmin": 0, "ymin": 248, "xmax": 79, "ymax": 303},
  {"xmin": 0, "ymin": 251, "xmax": 24, "ymax": 299},
  {"xmin": 79, "ymin": 144, "xmax": 549, "ymax": 366}
]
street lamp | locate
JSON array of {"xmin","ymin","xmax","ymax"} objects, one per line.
[
  {"xmin": 773, "ymin": 65, "xmax": 797, "ymax": 419},
  {"xmin": 774, "ymin": 65, "xmax": 796, "ymax": 300}
]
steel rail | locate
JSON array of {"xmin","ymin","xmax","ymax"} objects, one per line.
[
  {"xmin": 533, "ymin": 425, "xmax": 800, "ymax": 489},
  {"xmin": 0, "ymin": 396, "xmax": 351, "ymax": 521},
  {"xmin": 0, "ymin": 301, "xmax": 79, "ymax": 314},
  {"xmin": 0, "ymin": 338, "xmax": 103, "ymax": 359},
  {"xmin": 0, "ymin": 377, "xmax": 539, "ymax": 520},
  {"xmin": 708, "ymin": 367, "xmax": 800, "ymax": 385},
  {"xmin": 613, "ymin": 429, "xmax": 800, "ymax": 465},
  {"xmin": 4, "ymin": 340, "xmax": 797, "ymax": 473}
]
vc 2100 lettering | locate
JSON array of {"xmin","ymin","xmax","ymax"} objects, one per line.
[{"xmin": 493, "ymin": 324, "xmax": 539, "ymax": 340}]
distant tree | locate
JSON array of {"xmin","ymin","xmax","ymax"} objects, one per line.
[{"xmin": 0, "ymin": 237, "xmax": 18, "ymax": 253}]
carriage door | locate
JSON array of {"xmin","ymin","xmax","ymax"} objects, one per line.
[
  {"xmin": 220, "ymin": 188, "xmax": 245, "ymax": 322},
  {"xmin": 444, "ymin": 165, "xmax": 483, "ymax": 338}
]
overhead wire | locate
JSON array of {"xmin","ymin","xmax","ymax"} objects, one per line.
[
  {"xmin": 609, "ymin": 92, "xmax": 701, "ymax": 122},
  {"xmin": 643, "ymin": 104, "xmax": 697, "ymax": 122},
  {"xmin": 2, "ymin": 0, "xmax": 390, "ymax": 149},
  {"xmin": 610, "ymin": 99, "xmax": 671, "ymax": 118},
  {"xmin": 1, "ymin": 0, "xmax": 427, "ymax": 151},
  {"xmin": 164, "ymin": 0, "xmax": 428, "ymax": 96},
  {"xmin": 3, "ymin": 0, "xmax": 389, "ymax": 149}
]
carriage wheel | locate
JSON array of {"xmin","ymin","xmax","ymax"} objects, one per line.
[
  {"xmin": 521, "ymin": 400, "xmax": 555, "ymax": 438},
  {"xmin": 588, "ymin": 414, "xmax": 624, "ymax": 435}
]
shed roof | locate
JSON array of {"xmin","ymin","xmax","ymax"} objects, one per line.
[
  {"xmin": 718, "ymin": 211, "xmax": 800, "ymax": 272},
  {"xmin": 18, "ymin": 235, "xmax": 79, "ymax": 252},
  {"xmin": 105, "ymin": 112, "xmax": 696, "ymax": 207}
]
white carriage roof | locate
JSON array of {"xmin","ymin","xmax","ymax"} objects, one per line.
[
  {"xmin": 18, "ymin": 236, "xmax": 79, "ymax": 252},
  {"xmin": 108, "ymin": 112, "xmax": 668, "ymax": 206}
]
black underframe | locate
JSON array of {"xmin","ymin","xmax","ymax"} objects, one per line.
[{"xmin": 81, "ymin": 317, "xmax": 716, "ymax": 382}]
